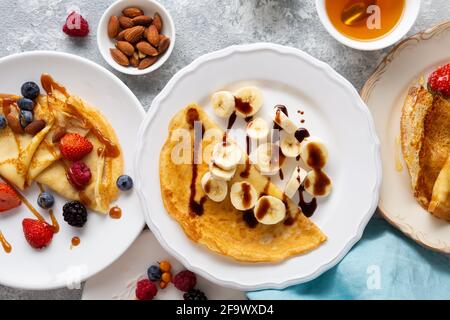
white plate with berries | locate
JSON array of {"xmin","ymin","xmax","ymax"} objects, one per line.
[{"xmin": 0, "ymin": 51, "xmax": 145, "ymax": 290}]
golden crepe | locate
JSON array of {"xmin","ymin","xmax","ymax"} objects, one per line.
[
  {"xmin": 401, "ymin": 86, "xmax": 450, "ymax": 221},
  {"xmin": 0, "ymin": 75, "xmax": 123, "ymax": 213},
  {"xmin": 159, "ymin": 104, "xmax": 326, "ymax": 262}
]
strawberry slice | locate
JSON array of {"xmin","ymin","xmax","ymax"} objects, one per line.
[
  {"xmin": 59, "ymin": 133, "xmax": 93, "ymax": 161},
  {"xmin": 0, "ymin": 182, "xmax": 21, "ymax": 213},
  {"xmin": 428, "ymin": 63, "xmax": 450, "ymax": 97}
]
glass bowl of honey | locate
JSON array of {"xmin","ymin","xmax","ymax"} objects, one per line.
[{"xmin": 316, "ymin": 0, "xmax": 420, "ymax": 50}]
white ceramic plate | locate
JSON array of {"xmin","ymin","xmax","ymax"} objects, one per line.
[
  {"xmin": 0, "ymin": 51, "xmax": 145, "ymax": 290},
  {"xmin": 82, "ymin": 230, "xmax": 246, "ymax": 300},
  {"xmin": 361, "ymin": 21, "xmax": 450, "ymax": 253},
  {"xmin": 135, "ymin": 43, "xmax": 381, "ymax": 290}
]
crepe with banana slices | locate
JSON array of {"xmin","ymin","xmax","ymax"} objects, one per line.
[
  {"xmin": 401, "ymin": 86, "xmax": 450, "ymax": 221},
  {"xmin": 159, "ymin": 104, "xmax": 326, "ymax": 262}
]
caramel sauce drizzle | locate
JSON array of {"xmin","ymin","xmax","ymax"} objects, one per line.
[
  {"xmin": 71, "ymin": 236, "xmax": 80, "ymax": 249},
  {"xmin": 0, "ymin": 231, "xmax": 12, "ymax": 254},
  {"xmin": 109, "ymin": 206, "xmax": 122, "ymax": 219}
]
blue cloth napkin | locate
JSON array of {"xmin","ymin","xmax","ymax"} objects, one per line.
[{"xmin": 247, "ymin": 217, "xmax": 450, "ymax": 300}]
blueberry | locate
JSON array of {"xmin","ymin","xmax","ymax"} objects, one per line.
[
  {"xmin": 17, "ymin": 98, "xmax": 34, "ymax": 111},
  {"xmin": 37, "ymin": 192, "xmax": 55, "ymax": 209},
  {"xmin": 21, "ymin": 82, "xmax": 40, "ymax": 100},
  {"xmin": 116, "ymin": 175, "xmax": 133, "ymax": 191},
  {"xmin": 147, "ymin": 265, "xmax": 161, "ymax": 281},
  {"xmin": 19, "ymin": 110, "xmax": 33, "ymax": 128},
  {"xmin": 0, "ymin": 115, "xmax": 6, "ymax": 129}
]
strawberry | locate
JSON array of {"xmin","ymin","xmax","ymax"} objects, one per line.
[
  {"xmin": 22, "ymin": 218, "xmax": 54, "ymax": 249},
  {"xmin": 59, "ymin": 133, "xmax": 93, "ymax": 161},
  {"xmin": 428, "ymin": 63, "xmax": 450, "ymax": 97},
  {"xmin": 63, "ymin": 12, "xmax": 90, "ymax": 37},
  {"xmin": 0, "ymin": 182, "xmax": 21, "ymax": 213}
]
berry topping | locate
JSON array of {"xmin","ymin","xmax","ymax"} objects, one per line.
[
  {"xmin": 0, "ymin": 182, "xmax": 21, "ymax": 213},
  {"xmin": 21, "ymin": 82, "xmax": 40, "ymax": 100},
  {"xmin": 172, "ymin": 270, "xmax": 197, "ymax": 292},
  {"xmin": 135, "ymin": 279, "xmax": 157, "ymax": 300},
  {"xmin": 63, "ymin": 201, "xmax": 88, "ymax": 228},
  {"xmin": 67, "ymin": 161, "xmax": 92, "ymax": 190},
  {"xmin": 37, "ymin": 192, "xmax": 55, "ymax": 209},
  {"xmin": 0, "ymin": 115, "xmax": 6, "ymax": 129},
  {"xmin": 63, "ymin": 12, "xmax": 89, "ymax": 37},
  {"xmin": 17, "ymin": 98, "xmax": 35, "ymax": 111},
  {"xmin": 116, "ymin": 175, "xmax": 133, "ymax": 191},
  {"xmin": 147, "ymin": 265, "xmax": 162, "ymax": 281},
  {"xmin": 22, "ymin": 218, "xmax": 54, "ymax": 249},
  {"xmin": 183, "ymin": 289, "xmax": 208, "ymax": 301},
  {"xmin": 19, "ymin": 110, "xmax": 33, "ymax": 128},
  {"xmin": 428, "ymin": 63, "xmax": 450, "ymax": 97},
  {"xmin": 59, "ymin": 133, "xmax": 93, "ymax": 161}
]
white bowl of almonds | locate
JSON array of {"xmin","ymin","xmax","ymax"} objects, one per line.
[{"xmin": 97, "ymin": 0, "xmax": 175, "ymax": 75}]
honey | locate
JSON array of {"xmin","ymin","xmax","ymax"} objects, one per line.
[{"xmin": 325, "ymin": 0, "xmax": 405, "ymax": 41}]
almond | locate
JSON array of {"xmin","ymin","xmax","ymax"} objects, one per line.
[
  {"xmin": 6, "ymin": 114, "xmax": 23, "ymax": 134},
  {"xmin": 116, "ymin": 29, "xmax": 127, "ymax": 41},
  {"xmin": 108, "ymin": 16, "xmax": 120, "ymax": 38},
  {"xmin": 152, "ymin": 13, "xmax": 163, "ymax": 32},
  {"xmin": 110, "ymin": 48, "xmax": 130, "ymax": 66},
  {"xmin": 124, "ymin": 26, "xmax": 145, "ymax": 44},
  {"xmin": 136, "ymin": 41, "xmax": 158, "ymax": 56},
  {"xmin": 158, "ymin": 35, "xmax": 170, "ymax": 54},
  {"xmin": 132, "ymin": 15, "xmax": 152, "ymax": 26},
  {"xmin": 52, "ymin": 127, "xmax": 66, "ymax": 143},
  {"xmin": 118, "ymin": 16, "xmax": 134, "ymax": 29},
  {"xmin": 24, "ymin": 120, "xmax": 46, "ymax": 136},
  {"xmin": 122, "ymin": 7, "xmax": 144, "ymax": 18},
  {"xmin": 146, "ymin": 25, "xmax": 159, "ymax": 47},
  {"xmin": 138, "ymin": 57, "xmax": 158, "ymax": 70},
  {"xmin": 116, "ymin": 41, "xmax": 135, "ymax": 56},
  {"xmin": 130, "ymin": 53, "xmax": 140, "ymax": 67}
]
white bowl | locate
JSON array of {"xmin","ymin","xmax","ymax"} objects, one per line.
[
  {"xmin": 315, "ymin": 0, "xmax": 421, "ymax": 51},
  {"xmin": 97, "ymin": 0, "xmax": 175, "ymax": 75}
]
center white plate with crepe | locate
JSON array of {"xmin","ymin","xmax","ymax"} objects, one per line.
[
  {"xmin": 135, "ymin": 43, "xmax": 381, "ymax": 290},
  {"xmin": 0, "ymin": 51, "xmax": 145, "ymax": 290}
]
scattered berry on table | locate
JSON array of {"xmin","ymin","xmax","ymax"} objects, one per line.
[
  {"xmin": 161, "ymin": 272, "xmax": 171, "ymax": 283},
  {"xmin": 183, "ymin": 289, "xmax": 208, "ymax": 301},
  {"xmin": 22, "ymin": 218, "xmax": 54, "ymax": 249},
  {"xmin": 63, "ymin": 200, "xmax": 88, "ymax": 227},
  {"xmin": 67, "ymin": 161, "xmax": 92, "ymax": 189},
  {"xmin": 428, "ymin": 63, "xmax": 450, "ymax": 97},
  {"xmin": 0, "ymin": 115, "xmax": 7, "ymax": 129},
  {"xmin": 21, "ymin": 82, "xmax": 40, "ymax": 100},
  {"xmin": 147, "ymin": 265, "xmax": 162, "ymax": 281},
  {"xmin": 159, "ymin": 260, "xmax": 171, "ymax": 272},
  {"xmin": 0, "ymin": 182, "xmax": 21, "ymax": 213},
  {"xmin": 116, "ymin": 175, "xmax": 133, "ymax": 191},
  {"xmin": 19, "ymin": 110, "xmax": 33, "ymax": 128},
  {"xmin": 172, "ymin": 270, "xmax": 197, "ymax": 292},
  {"xmin": 59, "ymin": 133, "xmax": 93, "ymax": 161},
  {"xmin": 37, "ymin": 192, "xmax": 55, "ymax": 209},
  {"xmin": 159, "ymin": 281, "xmax": 168, "ymax": 289},
  {"xmin": 17, "ymin": 98, "xmax": 34, "ymax": 111},
  {"xmin": 135, "ymin": 279, "xmax": 157, "ymax": 300},
  {"xmin": 63, "ymin": 12, "xmax": 90, "ymax": 37}
]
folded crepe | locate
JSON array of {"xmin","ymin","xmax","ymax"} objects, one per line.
[
  {"xmin": 159, "ymin": 104, "xmax": 326, "ymax": 262},
  {"xmin": 401, "ymin": 86, "xmax": 450, "ymax": 221}
]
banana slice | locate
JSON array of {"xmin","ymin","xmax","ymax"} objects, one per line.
[
  {"xmin": 246, "ymin": 117, "xmax": 269, "ymax": 140},
  {"xmin": 211, "ymin": 91, "xmax": 236, "ymax": 118},
  {"xmin": 300, "ymin": 137, "xmax": 328, "ymax": 169},
  {"xmin": 250, "ymin": 143, "xmax": 283, "ymax": 176},
  {"xmin": 304, "ymin": 169, "xmax": 332, "ymax": 197},
  {"xmin": 234, "ymin": 86, "xmax": 263, "ymax": 118},
  {"xmin": 201, "ymin": 172, "xmax": 228, "ymax": 202},
  {"xmin": 271, "ymin": 106, "xmax": 298, "ymax": 135},
  {"xmin": 209, "ymin": 161, "xmax": 236, "ymax": 181},
  {"xmin": 230, "ymin": 181, "xmax": 258, "ymax": 211},
  {"xmin": 254, "ymin": 195, "xmax": 286, "ymax": 225},
  {"xmin": 212, "ymin": 142, "xmax": 242, "ymax": 170},
  {"xmin": 280, "ymin": 135, "xmax": 301, "ymax": 158},
  {"xmin": 284, "ymin": 166, "xmax": 308, "ymax": 198}
]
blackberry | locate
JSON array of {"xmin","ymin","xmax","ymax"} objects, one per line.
[
  {"xmin": 63, "ymin": 201, "xmax": 88, "ymax": 227},
  {"xmin": 183, "ymin": 289, "xmax": 207, "ymax": 301}
]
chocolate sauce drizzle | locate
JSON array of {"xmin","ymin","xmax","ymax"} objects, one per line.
[{"xmin": 298, "ymin": 186, "xmax": 317, "ymax": 217}]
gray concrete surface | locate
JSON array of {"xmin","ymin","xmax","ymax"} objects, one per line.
[{"xmin": 0, "ymin": 0, "xmax": 448, "ymax": 300}]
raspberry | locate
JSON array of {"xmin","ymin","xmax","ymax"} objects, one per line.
[
  {"xmin": 63, "ymin": 12, "xmax": 89, "ymax": 37},
  {"xmin": 135, "ymin": 279, "xmax": 157, "ymax": 300},
  {"xmin": 183, "ymin": 289, "xmax": 207, "ymax": 301},
  {"xmin": 67, "ymin": 161, "xmax": 92, "ymax": 190},
  {"xmin": 172, "ymin": 270, "xmax": 196, "ymax": 292},
  {"xmin": 428, "ymin": 63, "xmax": 450, "ymax": 97},
  {"xmin": 63, "ymin": 201, "xmax": 88, "ymax": 228}
]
